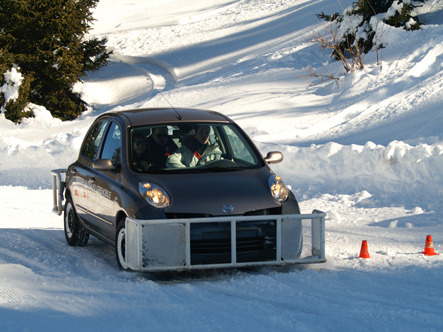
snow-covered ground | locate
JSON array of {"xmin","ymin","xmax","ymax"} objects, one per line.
[{"xmin": 1, "ymin": 0, "xmax": 443, "ymax": 330}]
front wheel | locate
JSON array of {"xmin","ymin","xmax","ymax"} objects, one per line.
[
  {"xmin": 115, "ymin": 220, "xmax": 129, "ymax": 270},
  {"xmin": 64, "ymin": 199, "xmax": 89, "ymax": 246}
]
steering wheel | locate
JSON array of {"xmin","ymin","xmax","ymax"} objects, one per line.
[{"xmin": 196, "ymin": 151, "xmax": 222, "ymax": 166}]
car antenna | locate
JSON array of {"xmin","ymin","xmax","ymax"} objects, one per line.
[{"xmin": 159, "ymin": 91, "xmax": 182, "ymax": 120}]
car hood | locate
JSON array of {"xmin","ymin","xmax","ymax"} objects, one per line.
[{"xmin": 136, "ymin": 167, "xmax": 280, "ymax": 216}]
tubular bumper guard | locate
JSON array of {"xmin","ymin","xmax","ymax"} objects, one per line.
[
  {"xmin": 125, "ymin": 212, "xmax": 326, "ymax": 271},
  {"xmin": 51, "ymin": 169, "xmax": 66, "ymax": 216}
]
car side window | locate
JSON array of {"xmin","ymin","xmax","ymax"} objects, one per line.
[
  {"xmin": 101, "ymin": 122, "xmax": 122, "ymax": 167},
  {"xmin": 81, "ymin": 120, "xmax": 108, "ymax": 160}
]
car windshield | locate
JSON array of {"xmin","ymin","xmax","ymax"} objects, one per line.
[{"xmin": 130, "ymin": 122, "xmax": 264, "ymax": 173}]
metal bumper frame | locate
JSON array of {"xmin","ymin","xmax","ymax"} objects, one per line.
[
  {"xmin": 125, "ymin": 212, "xmax": 326, "ymax": 272},
  {"xmin": 51, "ymin": 169, "xmax": 67, "ymax": 216}
]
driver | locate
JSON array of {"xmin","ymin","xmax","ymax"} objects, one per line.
[{"xmin": 166, "ymin": 125, "xmax": 221, "ymax": 168}]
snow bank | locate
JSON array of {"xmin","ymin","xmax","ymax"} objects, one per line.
[{"xmin": 265, "ymin": 140, "xmax": 443, "ymax": 210}]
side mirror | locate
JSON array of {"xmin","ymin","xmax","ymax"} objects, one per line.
[
  {"xmin": 93, "ymin": 159, "xmax": 115, "ymax": 171},
  {"xmin": 264, "ymin": 151, "xmax": 283, "ymax": 164}
]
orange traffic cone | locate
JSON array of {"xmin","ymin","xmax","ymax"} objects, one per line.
[
  {"xmin": 359, "ymin": 240, "xmax": 370, "ymax": 259},
  {"xmin": 423, "ymin": 235, "xmax": 439, "ymax": 256}
]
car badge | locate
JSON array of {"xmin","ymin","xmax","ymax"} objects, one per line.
[{"xmin": 222, "ymin": 203, "xmax": 234, "ymax": 214}]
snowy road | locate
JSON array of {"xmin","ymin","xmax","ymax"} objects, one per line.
[{"xmin": 1, "ymin": 187, "xmax": 442, "ymax": 331}]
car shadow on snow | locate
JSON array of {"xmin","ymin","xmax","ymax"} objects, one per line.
[{"xmin": 140, "ymin": 264, "xmax": 313, "ymax": 284}]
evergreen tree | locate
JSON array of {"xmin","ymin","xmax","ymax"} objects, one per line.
[{"xmin": 0, "ymin": 0, "xmax": 111, "ymax": 122}]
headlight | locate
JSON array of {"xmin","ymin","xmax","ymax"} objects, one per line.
[
  {"xmin": 268, "ymin": 175, "xmax": 289, "ymax": 203},
  {"xmin": 138, "ymin": 182, "xmax": 170, "ymax": 209}
]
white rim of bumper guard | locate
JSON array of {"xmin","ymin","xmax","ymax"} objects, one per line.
[{"xmin": 51, "ymin": 169, "xmax": 67, "ymax": 216}]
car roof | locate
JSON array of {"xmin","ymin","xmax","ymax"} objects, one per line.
[{"xmin": 102, "ymin": 108, "xmax": 233, "ymax": 126}]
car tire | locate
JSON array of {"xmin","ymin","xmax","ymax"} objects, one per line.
[
  {"xmin": 116, "ymin": 219, "xmax": 129, "ymax": 270},
  {"xmin": 64, "ymin": 198, "xmax": 89, "ymax": 246}
]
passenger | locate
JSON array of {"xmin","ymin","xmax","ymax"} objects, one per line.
[
  {"xmin": 131, "ymin": 133, "xmax": 149, "ymax": 171},
  {"xmin": 145, "ymin": 126, "xmax": 178, "ymax": 168},
  {"xmin": 166, "ymin": 125, "xmax": 221, "ymax": 168}
]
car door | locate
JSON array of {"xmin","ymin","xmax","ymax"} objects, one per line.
[
  {"xmin": 71, "ymin": 119, "xmax": 109, "ymax": 225},
  {"xmin": 86, "ymin": 121, "xmax": 123, "ymax": 240}
]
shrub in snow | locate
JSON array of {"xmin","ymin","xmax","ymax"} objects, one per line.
[
  {"xmin": 0, "ymin": 0, "xmax": 111, "ymax": 122},
  {"xmin": 316, "ymin": 0, "xmax": 424, "ymax": 70},
  {"xmin": 384, "ymin": 0, "xmax": 421, "ymax": 29},
  {"xmin": 0, "ymin": 66, "xmax": 23, "ymax": 104},
  {"xmin": 0, "ymin": 66, "xmax": 33, "ymax": 122}
]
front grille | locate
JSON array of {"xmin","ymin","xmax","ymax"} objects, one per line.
[
  {"xmin": 190, "ymin": 220, "xmax": 276, "ymax": 265},
  {"xmin": 166, "ymin": 207, "xmax": 282, "ymax": 220},
  {"xmin": 191, "ymin": 235, "xmax": 276, "ymax": 254},
  {"xmin": 243, "ymin": 207, "xmax": 281, "ymax": 216},
  {"xmin": 165, "ymin": 212, "xmax": 212, "ymax": 219},
  {"xmin": 165, "ymin": 208, "xmax": 281, "ymax": 265},
  {"xmin": 191, "ymin": 238, "xmax": 231, "ymax": 254}
]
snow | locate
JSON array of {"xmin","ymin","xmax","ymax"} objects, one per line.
[
  {"xmin": 1, "ymin": 0, "xmax": 443, "ymax": 330},
  {"xmin": 0, "ymin": 66, "xmax": 23, "ymax": 107}
]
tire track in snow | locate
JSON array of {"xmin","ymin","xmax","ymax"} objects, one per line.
[
  {"xmin": 80, "ymin": 52, "xmax": 177, "ymax": 110},
  {"xmin": 0, "ymin": 281, "xmax": 51, "ymax": 309},
  {"xmin": 110, "ymin": 53, "xmax": 177, "ymax": 105}
]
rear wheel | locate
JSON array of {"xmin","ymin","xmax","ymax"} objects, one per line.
[
  {"xmin": 64, "ymin": 198, "xmax": 89, "ymax": 246},
  {"xmin": 115, "ymin": 219, "xmax": 129, "ymax": 270}
]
